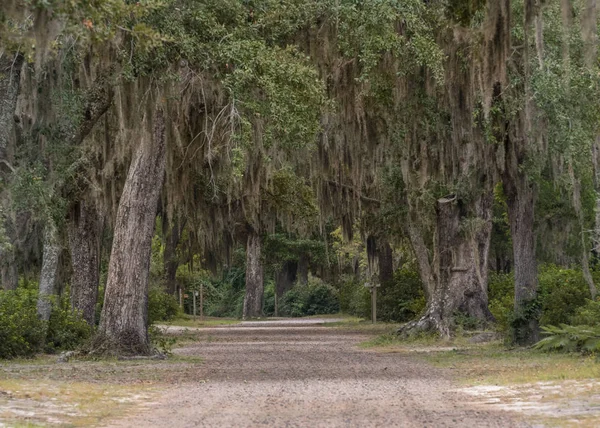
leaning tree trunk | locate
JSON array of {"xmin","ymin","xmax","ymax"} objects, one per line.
[
  {"xmin": 243, "ymin": 230, "xmax": 263, "ymax": 319},
  {"xmin": 97, "ymin": 108, "xmax": 166, "ymax": 355},
  {"xmin": 68, "ymin": 199, "xmax": 102, "ymax": 326},
  {"xmin": 505, "ymin": 173, "xmax": 539, "ymax": 345},
  {"xmin": 0, "ymin": 54, "xmax": 24, "ymax": 291},
  {"xmin": 37, "ymin": 228, "xmax": 61, "ymax": 322},
  {"xmin": 400, "ymin": 194, "xmax": 494, "ymax": 338}
]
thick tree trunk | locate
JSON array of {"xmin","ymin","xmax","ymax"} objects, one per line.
[
  {"xmin": 37, "ymin": 228, "xmax": 61, "ymax": 322},
  {"xmin": 275, "ymin": 261, "xmax": 297, "ymax": 297},
  {"xmin": 0, "ymin": 54, "xmax": 24, "ymax": 291},
  {"xmin": 97, "ymin": 108, "xmax": 166, "ymax": 355},
  {"xmin": 378, "ymin": 240, "xmax": 394, "ymax": 287},
  {"xmin": 163, "ymin": 217, "xmax": 185, "ymax": 295},
  {"xmin": 504, "ymin": 174, "xmax": 539, "ymax": 345},
  {"xmin": 68, "ymin": 199, "xmax": 102, "ymax": 326},
  {"xmin": 399, "ymin": 194, "xmax": 494, "ymax": 338},
  {"xmin": 297, "ymin": 254, "xmax": 309, "ymax": 285},
  {"xmin": 243, "ymin": 231, "xmax": 263, "ymax": 319}
]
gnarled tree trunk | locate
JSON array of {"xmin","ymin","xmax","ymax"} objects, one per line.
[
  {"xmin": 68, "ymin": 199, "xmax": 102, "ymax": 326},
  {"xmin": 97, "ymin": 108, "xmax": 166, "ymax": 355},
  {"xmin": 243, "ymin": 230, "xmax": 263, "ymax": 319},
  {"xmin": 400, "ymin": 193, "xmax": 494, "ymax": 338}
]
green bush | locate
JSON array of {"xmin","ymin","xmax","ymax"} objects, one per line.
[
  {"xmin": 280, "ymin": 277, "xmax": 340, "ymax": 317},
  {"xmin": 538, "ymin": 265, "xmax": 589, "ymax": 326},
  {"xmin": 0, "ymin": 288, "xmax": 45, "ymax": 359},
  {"xmin": 338, "ymin": 275, "xmax": 371, "ymax": 319},
  {"xmin": 378, "ymin": 267, "xmax": 425, "ymax": 322},
  {"xmin": 570, "ymin": 299, "xmax": 600, "ymax": 326},
  {"xmin": 0, "ymin": 286, "xmax": 91, "ymax": 359},
  {"xmin": 263, "ymin": 281, "xmax": 276, "ymax": 316},
  {"xmin": 46, "ymin": 292, "xmax": 91, "ymax": 352},
  {"xmin": 488, "ymin": 265, "xmax": 593, "ymax": 335},
  {"xmin": 148, "ymin": 284, "xmax": 180, "ymax": 324}
]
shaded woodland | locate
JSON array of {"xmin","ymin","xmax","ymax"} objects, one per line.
[{"xmin": 1, "ymin": 0, "xmax": 600, "ymax": 356}]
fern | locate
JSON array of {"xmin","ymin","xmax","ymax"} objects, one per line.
[{"xmin": 535, "ymin": 324, "xmax": 600, "ymax": 354}]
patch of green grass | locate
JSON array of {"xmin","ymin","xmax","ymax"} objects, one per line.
[{"xmin": 425, "ymin": 344, "xmax": 600, "ymax": 385}]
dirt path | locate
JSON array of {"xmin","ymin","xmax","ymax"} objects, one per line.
[{"xmin": 104, "ymin": 319, "xmax": 530, "ymax": 428}]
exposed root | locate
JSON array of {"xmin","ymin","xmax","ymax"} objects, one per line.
[{"xmin": 88, "ymin": 331, "xmax": 152, "ymax": 357}]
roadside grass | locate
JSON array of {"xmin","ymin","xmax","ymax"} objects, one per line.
[
  {"xmin": 0, "ymin": 352, "xmax": 205, "ymax": 426},
  {"xmin": 362, "ymin": 332, "xmax": 600, "ymax": 427}
]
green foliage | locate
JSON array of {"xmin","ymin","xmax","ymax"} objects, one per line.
[
  {"xmin": 148, "ymin": 284, "xmax": 181, "ymax": 324},
  {"xmin": 0, "ymin": 286, "xmax": 91, "ymax": 359},
  {"xmin": 45, "ymin": 292, "xmax": 92, "ymax": 352},
  {"xmin": 535, "ymin": 324, "xmax": 600, "ymax": 354},
  {"xmin": 279, "ymin": 277, "xmax": 339, "ymax": 317},
  {"xmin": 488, "ymin": 265, "xmax": 594, "ymax": 341},
  {"xmin": 538, "ymin": 265, "xmax": 589, "ymax": 326},
  {"xmin": 0, "ymin": 288, "xmax": 45, "ymax": 359},
  {"xmin": 338, "ymin": 275, "xmax": 371, "ymax": 319},
  {"xmin": 378, "ymin": 267, "xmax": 425, "ymax": 322},
  {"xmin": 570, "ymin": 299, "xmax": 600, "ymax": 326},
  {"xmin": 204, "ymin": 267, "xmax": 246, "ymax": 318}
]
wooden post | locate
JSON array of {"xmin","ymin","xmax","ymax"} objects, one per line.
[
  {"xmin": 179, "ymin": 288, "xmax": 183, "ymax": 310},
  {"xmin": 372, "ymin": 286, "xmax": 377, "ymax": 324},
  {"xmin": 200, "ymin": 283, "xmax": 204, "ymax": 320},
  {"xmin": 274, "ymin": 291, "xmax": 279, "ymax": 317},
  {"xmin": 193, "ymin": 290, "xmax": 197, "ymax": 319}
]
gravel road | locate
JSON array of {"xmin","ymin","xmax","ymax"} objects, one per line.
[{"xmin": 106, "ymin": 319, "xmax": 531, "ymax": 428}]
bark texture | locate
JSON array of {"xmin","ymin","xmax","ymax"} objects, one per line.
[
  {"xmin": 243, "ymin": 231, "xmax": 263, "ymax": 319},
  {"xmin": 400, "ymin": 194, "xmax": 494, "ymax": 338},
  {"xmin": 37, "ymin": 229, "xmax": 61, "ymax": 322},
  {"xmin": 68, "ymin": 199, "xmax": 102, "ymax": 326},
  {"xmin": 504, "ymin": 173, "xmax": 539, "ymax": 345},
  {"xmin": 0, "ymin": 54, "xmax": 23, "ymax": 291},
  {"xmin": 378, "ymin": 240, "xmax": 394, "ymax": 287},
  {"xmin": 97, "ymin": 108, "xmax": 166, "ymax": 355},
  {"xmin": 297, "ymin": 254, "xmax": 309, "ymax": 285},
  {"xmin": 275, "ymin": 261, "xmax": 297, "ymax": 297}
]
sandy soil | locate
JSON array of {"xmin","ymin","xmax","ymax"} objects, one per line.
[{"xmin": 104, "ymin": 319, "xmax": 530, "ymax": 428}]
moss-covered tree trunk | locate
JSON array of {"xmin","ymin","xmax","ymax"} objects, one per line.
[
  {"xmin": 37, "ymin": 228, "xmax": 61, "ymax": 322},
  {"xmin": 0, "ymin": 54, "xmax": 23, "ymax": 291},
  {"xmin": 504, "ymin": 171, "xmax": 539, "ymax": 345},
  {"xmin": 97, "ymin": 108, "xmax": 166, "ymax": 355},
  {"xmin": 400, "ymin": 193, "xmax": 494, "ymax": 338},
  {"xmin": 243, "ymin": 230, "xmax": 263, "ymax": 319},
  {"xmin": 68, "ymin": 199, "xmax": 102, "ymax": 326}
]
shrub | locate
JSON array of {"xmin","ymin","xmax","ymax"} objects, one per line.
[
  {"xmin": 338, "ymin": 275, "xmax": 371, "ymax": 319},
  {"xmin": 0, "ymin": 288, "xmax": 45, "ymax": 359},
  {"xmin": 378, "ymin": 267, "xmax": 425, "ymax": 322},
  {"xmin": 538, "ymin": 265, "xmax": 589, "ymax": 326},
  {"xmin": 280, "ymin": 277, "xmax": 340, "ymax": 317},
  {"xmin": 570, "ymin": 299, "xmax": 600, "ymax": 326},
  {"xmin": 148, "ymin": 284, "xmax": 180, "ymax": 324},
  {"xmin": 46, "ymin": 293, "xmax": 91, "ymax": 352}
]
